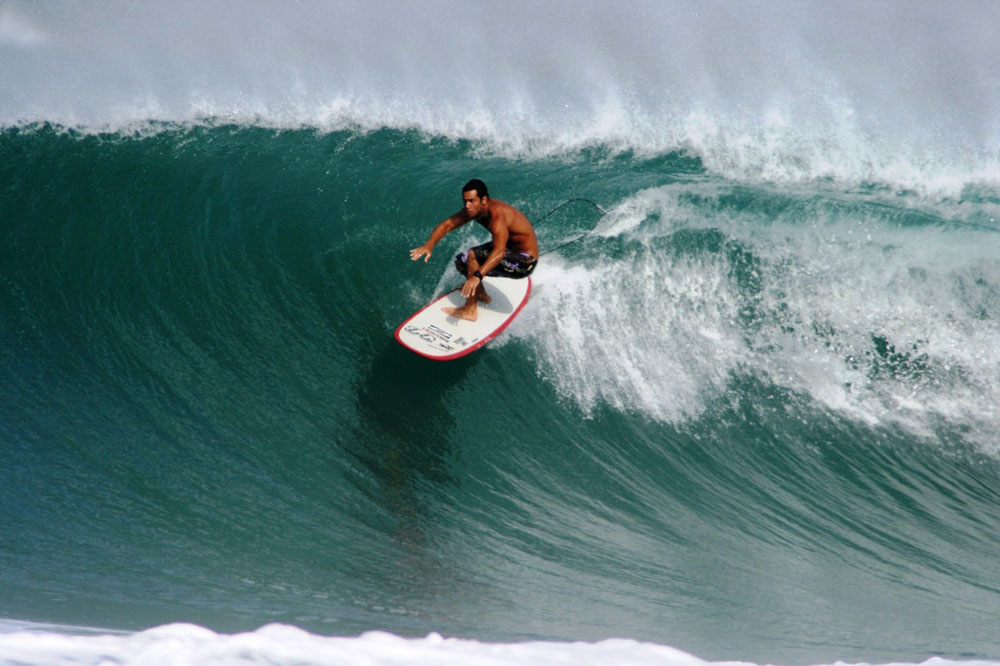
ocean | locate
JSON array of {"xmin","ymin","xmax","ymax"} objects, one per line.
[{"xmin": 3, "ymin": 2, "xmax": 1000, "ymax": 665}]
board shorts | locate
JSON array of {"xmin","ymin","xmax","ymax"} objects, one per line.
[{"xmin": 455, "ymin": 242, "xmax": 537, "ymax": 279}]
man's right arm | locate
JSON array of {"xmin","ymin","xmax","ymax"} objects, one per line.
[{"xmin": 410, "ymin": 210, "xmax": 469, "ymax": 262}]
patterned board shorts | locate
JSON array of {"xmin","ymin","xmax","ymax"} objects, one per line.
[{"xmin": 455, "ymin": 242, "xmax": 537, "ymax": 279}]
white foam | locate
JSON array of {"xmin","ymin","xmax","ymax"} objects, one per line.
[
  {"xmin": 0, "ymin": 623, "xmax": 719, "ymax": 666},
  {"xmin": 519, "ymin": 183, "xmax": 1000, "ymax": 450},
  {"xmin": 0, "ymin": 622, "xmax": 996, "ymax": 666},
  {"xmin": 524, "ymin": 248, "xmax": 745, "ymax": 423}
]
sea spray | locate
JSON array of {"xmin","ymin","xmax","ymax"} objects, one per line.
[{"xmin": 3, "ymin": 2, "xmax": 1000, "ymax": 194}]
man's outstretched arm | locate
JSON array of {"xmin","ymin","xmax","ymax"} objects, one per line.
[{"xmin": 410, "ymin": 210, "xmax": 469, "ymax": 262}]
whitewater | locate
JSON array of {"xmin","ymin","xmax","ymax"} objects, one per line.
[
  {"xmin": 3, "ymin": 1, "xmax": 999, "ymax": 191},
  {"xmin": 3, "ymin": 2, "xmax": 1000, "ymax": 666}
]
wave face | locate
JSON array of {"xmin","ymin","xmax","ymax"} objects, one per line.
[
  {"xmin": 4, "ymin": 124, "xmax": 1000, "ymax": 665},
  {"xmin": 3, "ymin": 3, "xmax": 1000, "ymax": 666}
]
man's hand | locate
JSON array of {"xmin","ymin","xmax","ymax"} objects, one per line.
[
  {"xmin": 409, "ymin": 244, "xmax": 433, "ymax": 262},
  {"xmin": 461, "ymin": 276, "xmax": 482, "ymax": 299}
]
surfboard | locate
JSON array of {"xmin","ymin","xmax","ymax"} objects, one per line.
[{"xmin": 395, "ymin": 276, "xmax": 531, "ymax": 360}]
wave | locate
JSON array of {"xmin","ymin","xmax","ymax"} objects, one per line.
[
  {"xmin": 3, "ymin": 124, "xmax": 999, "ymax": 448},
  {"xmin": 4, "ymin": 114, "xmax": 1000, "ymax": 664}
]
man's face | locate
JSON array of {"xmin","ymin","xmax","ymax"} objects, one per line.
[{"xmin": 463, "ymin": 190, "xmax": 487, "ymax": 218}]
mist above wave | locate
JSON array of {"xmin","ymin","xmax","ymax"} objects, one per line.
[{"xmin": 2, "ymin": 1, "xmax": 999, "ymax": 192}]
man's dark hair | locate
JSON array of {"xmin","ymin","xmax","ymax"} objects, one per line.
[{"xmin": 462, "ymin": 179, "xmax": 489, "ymax": 199}]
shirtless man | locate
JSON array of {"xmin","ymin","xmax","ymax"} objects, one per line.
[{"xmin": 409, "ymin": 179, "xmax": 539, "ymax": 321}]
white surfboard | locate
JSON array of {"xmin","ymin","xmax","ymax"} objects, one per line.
[{"xmin": 395, "ymin": 276, "xmax": 531, "ymax": 360}]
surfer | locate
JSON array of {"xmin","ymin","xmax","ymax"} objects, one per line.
[{"xmin": 409, "ymin": 179, "xmax": 539, "ymax": 321}]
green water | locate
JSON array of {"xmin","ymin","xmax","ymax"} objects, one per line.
[{"xmin": 3, "ymin": 125, "xmax": 1000, "ymax": 664}]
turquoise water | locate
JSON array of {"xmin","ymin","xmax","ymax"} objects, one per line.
[
  {"xmin": 3, "ymin": 3, "xmax": 1000, "ymax": 665},
  {"xmin": 4, "ymin": 124, "xmax": 1000, "ymax": 665}
]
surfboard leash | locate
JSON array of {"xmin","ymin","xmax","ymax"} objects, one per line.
[{"xmin": 536, "ymin": 198, "xmax": 610, "ymax": 257}]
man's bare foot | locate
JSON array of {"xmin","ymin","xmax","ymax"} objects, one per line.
[
  {"xmin": 476, "ymin": 288, "xmax": 492, "ymax": 304},
  {"xmin": 442, "ymin": 305, "xmax": 478, "ymax": 321}
]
